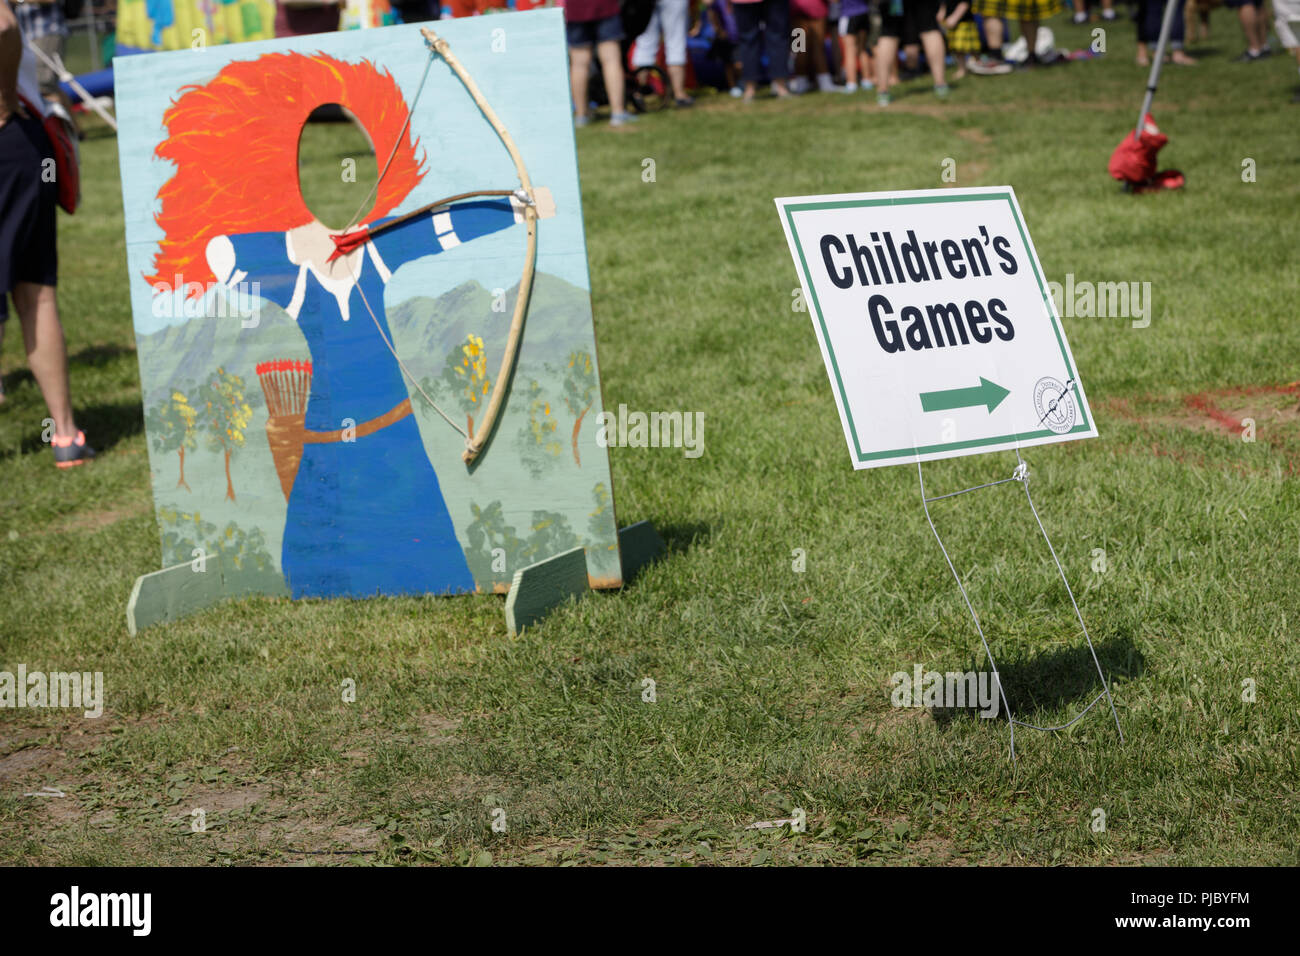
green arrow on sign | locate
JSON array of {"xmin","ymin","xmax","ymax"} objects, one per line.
[{"xmin": 919, "ymin": 377, "xmax": 1010, "ymax": 414}]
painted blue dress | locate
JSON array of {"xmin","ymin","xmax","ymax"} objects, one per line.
[{"xmin": 208, "ymin": 198, "xmax": 525, "ymax": 598}]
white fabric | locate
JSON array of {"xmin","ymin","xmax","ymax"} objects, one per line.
[
  {"xmin": 1276, "ymin": 0, "xmax": 1300, "ymax": 48},
  {"xmin": 631, "ymin": 0, "xmax": 689, "ymax": 68}
]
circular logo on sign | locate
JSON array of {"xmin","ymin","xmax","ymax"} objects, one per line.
[{"xmin": 1033, "ymin": 377, "xmax": 1076, "ymax": 434}]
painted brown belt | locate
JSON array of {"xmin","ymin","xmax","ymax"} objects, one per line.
[{"xmin": 302, "ymin": 398, "xmax": 413, "ymax": 444}]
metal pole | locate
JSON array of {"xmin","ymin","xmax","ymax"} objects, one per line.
[{"xmin": 1136, "ymin": 0, "xmax": 1182, "ymax": 136}]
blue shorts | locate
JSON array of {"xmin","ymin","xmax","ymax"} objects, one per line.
[{"xmin": 566, "ymin": 14, "xmax": 624, "ymax": 48}]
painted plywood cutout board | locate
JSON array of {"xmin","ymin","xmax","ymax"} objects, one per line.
[{"xmin": 117, "ymin": 10, "xmax": 623, "ymax": 608}]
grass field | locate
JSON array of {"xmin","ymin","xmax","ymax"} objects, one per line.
[{"xmin": 2, "ymin": 12, "xmax": 1299, "ymax": 866}]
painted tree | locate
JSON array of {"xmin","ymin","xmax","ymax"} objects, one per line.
[
  {"xmin": 199, "ymin": 368, "xmax": 253, "ymax": 502},
  {"xmin": 561, "ymin": 349, "xmax": 597, "ymax": 466},
  {"xmin": 442, "ymin": 333, "xmax": 492, "ymax": 437},
  {"xmin": 146, "ymin": 390, "xmax": 198, "ymax": 490},
  {"xmin": 517, "ymin": 378, "xmax": 563, "ymax": 477}
]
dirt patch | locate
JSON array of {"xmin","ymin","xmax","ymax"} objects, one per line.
[
  {"xmin": 1101, "ymin": 384, "xmax": 1300, "ymax": 473},
  {"xmin": 418, "ymin": 713, "xmax": 461, "ymax": 744},
  {"xmin": 48, "ymin": 503, "xmax": 149, "ymax": 535},
  {"xmin": 0, "ymin": 746, "xmax": 62, "ymax": 783}
]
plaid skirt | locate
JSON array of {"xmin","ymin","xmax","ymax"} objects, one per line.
[
  {"xmin": 971, "ymin": 0, "xmax": 1063, "ymax": 19},
  {"xmin": 948, "ymin": 20, "xmax": 981, "ymax": 53}
]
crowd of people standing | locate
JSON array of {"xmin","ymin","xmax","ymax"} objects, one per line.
[{"xmin": 563, "ymin": 0, "xmax": 1300, "ymax": 117}]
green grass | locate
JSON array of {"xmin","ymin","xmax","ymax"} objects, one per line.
[{"xmin": 2, "ymin": 14, "xmax": 1299, "ymax": 865}]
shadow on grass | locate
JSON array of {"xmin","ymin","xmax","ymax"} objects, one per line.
[
  {"xmin": 70, "ymin": 343, "xmax": 136, "ymax": 369},
  {"xmin": 930, "ymin": 630, "xmax": 1145, "ymax": 728},
  {"xmin": 656, "ymin": 520, "xmax": 712, "ymax": 557}
]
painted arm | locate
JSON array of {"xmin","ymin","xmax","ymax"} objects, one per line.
[{"xmin": 365, "ymin": 187, "xmax": 555, "ymax": 274}]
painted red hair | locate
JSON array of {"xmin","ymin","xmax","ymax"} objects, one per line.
[{"xmin": 148, "ymin": 52, "xmax": 426, "ymax": 289}]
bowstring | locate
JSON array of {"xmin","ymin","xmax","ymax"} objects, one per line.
[{"xmin": 335, "ymin": 45, "xmax": 469, "ymax": 444}]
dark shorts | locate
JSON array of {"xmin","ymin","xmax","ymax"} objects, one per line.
[
  {"xmin": 566, "ymin": 14, "xmax": 624, "ymax": 48},
  {"xmin": 1223, "ymin": 0, "xmax": 1261, "ymax": 7},
  {"xmin": 838, "ymin": 12, "xmax": 873, "ymax": 36},
  {"xmin": 881, "ymin": 0, "xmax": 943, "ymax": 40},
  {"xmin": 0, "ymin": 114, "xmax": 59, "ymax": 323}
]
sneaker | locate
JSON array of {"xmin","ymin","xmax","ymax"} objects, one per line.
[
  {"xmin": 877, "ymin": 91, "xmax": 891, "ymax": 107},
  {"xmin": 1101, "ymin": 7, "xmax": 1117, "ymax": 19},
  {"xmin": 52, "ymin": 430, "xmax": 95, "ymax": 468},
  {"xmin": 842, "ymin": 81, "xmax": 859, "ymax": 93},
  {"xmin": 609, "ymin": 112, "xmax": 637, "ymax": 127},
  {"xmin": 969, "ymin": 54, "xmax": 1013, "ymax": 75},
  {"xmin": 729, "ymin": 85, "xmax": 744, "ymax": 98},
  {"xmin": 934, "ymin": 84, "xmax": 951, "ymax": 98},
  {"xmin": 1072, "ymin": 11, "xmax": 1087, "ymax": 23},
  {"xmin": 574, "ymin": 113, "xmax": 590, "ymax": 128},
  {"xmin": 674, "ymin": 96, "xmax": 695, "ymax": 108},
  {"xmin": 789, "ymin": 76, "xmax": 811, "ymax": 94},
  {"xmin": 1234, "ymin": 49, "xmax": 1263, "ymax": 62}
]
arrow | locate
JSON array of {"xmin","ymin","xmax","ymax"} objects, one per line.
[{"xmin": 919, "ymin": 377, "xmax": 1010, "ymax": 414}]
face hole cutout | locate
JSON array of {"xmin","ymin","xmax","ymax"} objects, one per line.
[{"xmin": 297, "ymin": 104, "xmax": 381, "ymax": 232}]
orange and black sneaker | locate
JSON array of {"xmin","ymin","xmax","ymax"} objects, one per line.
[{"xmin": 52, "ymin": 430, "xmax": 95, "ymax": 468}]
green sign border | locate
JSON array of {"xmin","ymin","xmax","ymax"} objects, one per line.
[{"xmin": 783, "ymin": 191, "xmax": 1092, "ymax": 464}]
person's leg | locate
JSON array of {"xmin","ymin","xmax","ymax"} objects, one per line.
[
  {"xmin": 596, "ymin": 38, "xmax": 627, "ymax": 115},
  {"xmin": 1137, "ymin": 0, "xmax": 1155, "ymax": 63},
  {"xmin": 12, "ymin": 283, "xmax": 75, "ymax": 438},
  {"xmin": 920, "ymin": 29, "xmax": 947, "ymax": 87},
  {"xmin": 1238, "ymin": 3, "xmax": 1262, "ymax": 54},
  {"xmin": 1276, "ymin": 0, "xmax": 1300, "ymax": 78},
  {"xmin": 733, "ymin": 0, "xmax": 765, "ymax": 98},
  {"xmin": 1168, "ymin": 0, "xmax": 1197, "ymax": 61},
  {"xmin": 860, "ymin": 29, "xmax": 875, "ymax": 79},
  {"xmin": 662, "ymin": 0, "xmax": 691, "ymax": 100},
  {"xmin": 984, "ymin": 15, "xmax": 1005, "ymax": 53},
  {"xmin": 763, "ymin": 0, "xmax": 793, "ymax": 92},
  {"xmin": 0, "ymin": 317, "xmax": 7, "ymax": 404},
  {"xmin": 809, "ymin": 18, "xmax": 839, "ymax": 88},
  {"xmin": 631, "ymin": 7, "xmax": 663, "ymax": 70},
  {"xmin": 569, "ymin": 42, "xmax": 594, "ymax": 119},
  {"xmin": 876, "ymin": 34, "xmax": 900, "ymax": 93},
  {"xmin": 1255, "ymin": 1, "xmax": 1272, "ymax": 49},
  {"xmin": 1020, "ymin": 18, "xmax": 1038, "ymax": 61},
  {"xmin": 791, "ymin": 15, "xmax": 812, "ymax": 85},
  {"xmin": 842, "ymin": 27, "xmax": 861, "ymax": 85}
]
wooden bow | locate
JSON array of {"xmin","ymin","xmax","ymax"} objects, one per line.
[{"xmin": 421, "ymin": 27, "xmax": 538, "ymax": 466}]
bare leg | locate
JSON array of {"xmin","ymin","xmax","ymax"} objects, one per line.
[
  {"xmin": 667, "ymin": 63, "xmax": 688, "ymax": 100},
  {"xmin": 570, "ymin": 45, "xmax": 593, "ymax": 119},
  {"xmin": 1254, "ymin": 9, "xmax": 1270, "ymax": 49},
  {"xmin": 1238, "ymin": 6, "xmax": 1261, "ymax": 52},
  {"xmin": 843, "ymin": 33, "xmax": 860, "ymax": 85},
  {"xmin": 12, "ymin": 283, "xmax": 76, "ymax": 438},
  {"xmin": 596, "ymin": 39, "xmax": 626, "ymax": 115},
  {"xmin": 1021, "ymin": 19, "xmax": 1039, "ymax": 59},
  {"xmin": 876, "ymin": 35, "xmax": 899, "ymax": 92},
  {"xmin": 921, "ymin": 29, "xmax": 946, "ymax": 85},
  {"xmin": 985, "ymin": 16, "xmax": 1004, "ymax": 51}
]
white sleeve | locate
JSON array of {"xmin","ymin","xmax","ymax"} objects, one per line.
[{"xmin": 206, "ymin": 235, "xmax": 238, "ymax": 286}]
